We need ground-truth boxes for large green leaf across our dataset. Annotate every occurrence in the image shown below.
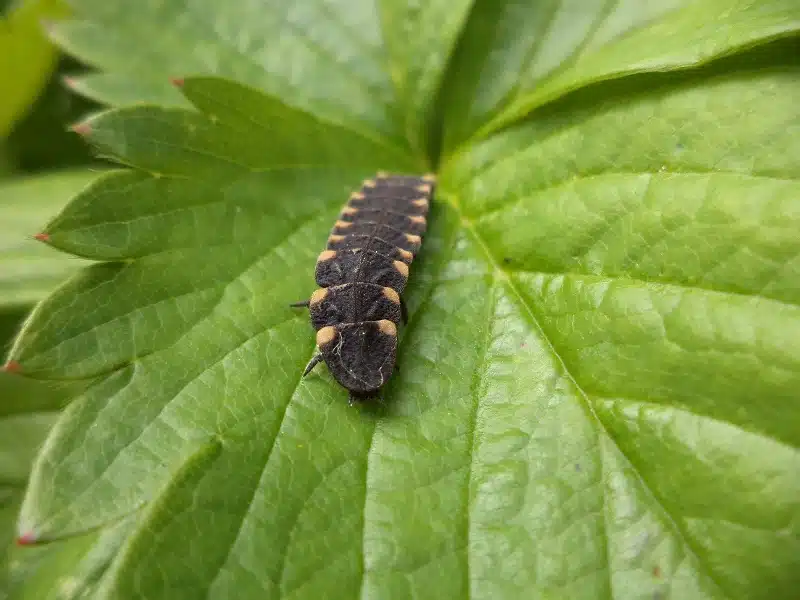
[7,2,800,599]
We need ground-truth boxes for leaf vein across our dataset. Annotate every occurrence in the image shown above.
[210,358,316,596]
[509,268,800,310]
[184,82,408,162]
[358,208,462,599]
[272,1,392,101]
[473,170,798,220]
[449,195,732,599]
[35,317,300,535]
[462,275,497,600]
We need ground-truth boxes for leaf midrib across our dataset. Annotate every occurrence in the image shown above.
[446,191,732,599]
[207,353,318,597]
[462,272,500,600]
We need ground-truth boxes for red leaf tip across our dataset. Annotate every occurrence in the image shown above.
[34,232,50,242]
[170,77,185,88]
[71,122,91,137]
[2,360,21,374]
[16,531,37,546]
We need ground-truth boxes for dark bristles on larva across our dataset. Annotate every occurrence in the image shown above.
[291,172,436,402]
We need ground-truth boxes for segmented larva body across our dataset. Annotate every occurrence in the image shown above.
[295,172,436,399]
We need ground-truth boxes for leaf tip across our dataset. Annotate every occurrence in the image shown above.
[2,360,22,374]
[653,565,662,578]
[16,531,38,546]
[34,232,50,242]
[70,121,91,137]
[170,77,185,88]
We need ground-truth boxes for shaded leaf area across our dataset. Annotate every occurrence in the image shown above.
[0,0,68,137]
[6,45,800,600]
[2,517,134,600]
[0,411,56,490]
[1,303,91,599]
[0,415,59,522]
[377,0,474,155]
[0,170,97,308]
[0,395,124,600]
[442,0,800,148]
[4,55,98,175]
[1,306,92,420]
[0,368,80,420]
[0,362,65,598]
[49,0,473,155]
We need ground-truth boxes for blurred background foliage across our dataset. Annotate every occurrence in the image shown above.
[1,1,97,590]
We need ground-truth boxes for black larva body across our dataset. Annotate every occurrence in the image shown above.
[293,172,435,399]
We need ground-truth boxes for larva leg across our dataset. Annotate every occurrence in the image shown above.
[303,354,323,376]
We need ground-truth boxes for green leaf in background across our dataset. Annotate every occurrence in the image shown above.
[48,0,474,155]
[0,413,56,520]
[0,168,97,599]
[0,169,96,307]
[377,0,473,155]
[442,0,800,149]
[6,1,800,599]
[0,412,57,596]
[0,412,58,504]
[4,55,97,175]
[0,0,68,137]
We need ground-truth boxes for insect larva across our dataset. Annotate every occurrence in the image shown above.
[291,172,436,401]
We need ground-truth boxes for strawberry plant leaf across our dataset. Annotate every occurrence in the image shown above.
[377,0,474,154]
[8,2,800,599]
[50,0,473,154]
[438,58,800,598]
[442,0,800,149]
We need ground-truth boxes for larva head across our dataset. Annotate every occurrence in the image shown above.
[315,320,398,394]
